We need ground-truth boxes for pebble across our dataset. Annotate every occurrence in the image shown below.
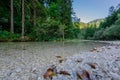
[110,72,120,80]
[29,73,38,80]
[41,44,120,80]
[15,68,22,73]
[10,72,16,77]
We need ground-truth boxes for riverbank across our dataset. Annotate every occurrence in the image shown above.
[41,41,120,80]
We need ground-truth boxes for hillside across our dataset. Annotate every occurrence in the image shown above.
[79,18,104,29]
[88,18,105,26]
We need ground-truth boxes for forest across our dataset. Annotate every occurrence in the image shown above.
[0,0,120,41]
[0,0,80,41]
[78,3,120,40]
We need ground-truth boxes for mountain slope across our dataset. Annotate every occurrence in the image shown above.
[88,18,105,26]
[79,18,105,29]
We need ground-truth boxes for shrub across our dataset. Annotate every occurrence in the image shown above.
[31,19,61,41]
[0,30,20,41]
[103,25,120,40]
[93,28,104,39]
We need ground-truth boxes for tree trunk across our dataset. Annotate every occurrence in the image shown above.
[62,28,64,41]
[33,8,36,27]
[33,0,36,27]
[10,0,14,33]
[22,0,24,39]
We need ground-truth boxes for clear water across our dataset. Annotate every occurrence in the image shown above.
[0,41,108,61]
[0,41,109,78]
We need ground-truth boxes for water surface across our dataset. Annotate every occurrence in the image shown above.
[0,41,108,78]
[0,41,108,62]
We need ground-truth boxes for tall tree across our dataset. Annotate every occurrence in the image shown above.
[109,6,115,15]
[10,0,14,33]
[33,0,37,27]
[116,3,120,10]
[59,0,73,38]
[33,7,36,27]
[22,0,24,38]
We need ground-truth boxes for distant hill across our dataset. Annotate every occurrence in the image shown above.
[79,18,105,29]
[79,22,88,29]
[88,18,105,26]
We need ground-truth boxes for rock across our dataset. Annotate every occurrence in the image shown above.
[6,70,12,76]
[29,73,38,80]
[10,72,16,77]
[15,67,22,73]
[16,78,22,80]
[110,72,120,80]
[38,77,44,80]
[112,67,119,73]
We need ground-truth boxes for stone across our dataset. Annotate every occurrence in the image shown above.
[38,77,44,80]
[29,73,38,80]
[15,68,22,73]
[10,72,16,77]
[110,72,120,80]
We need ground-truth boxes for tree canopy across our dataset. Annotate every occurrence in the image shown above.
[0,0,80,41]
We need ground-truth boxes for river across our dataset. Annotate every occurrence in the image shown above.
[0,40,108,59]
[0,41,108,79]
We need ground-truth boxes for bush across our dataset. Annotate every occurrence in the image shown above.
[93,28,104,40]
[115,18,120,25]
[0,30,20,41]
[102,25,120,40]
[94,24,120,40]
[31,19,61,41]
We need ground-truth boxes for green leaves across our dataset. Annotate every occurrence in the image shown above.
[48,2,60,20]
[93,3,120,40]
[0,0,79,41]
[0,30,20,41]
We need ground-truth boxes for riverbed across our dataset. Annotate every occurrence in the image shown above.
[41,41,120,80]
[0,41,108,80]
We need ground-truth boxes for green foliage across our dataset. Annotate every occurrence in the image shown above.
[102,25,120,40]
[1,0,120,41]
[84,27,96,39]
[48,2,60,20]
[77,22,97,39]
[31,18,61,41]
[88,19,104,27]
[94,4,120,40]
[94,28,104,39]
[0,30,20,41]
[115,18,120,25]
[0,0,79,41]
[94,25,120,40]
[79,27,96,39]
[99,12,118,29]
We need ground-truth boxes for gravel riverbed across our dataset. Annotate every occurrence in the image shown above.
[41,41,120,80]
[0,41,120,80]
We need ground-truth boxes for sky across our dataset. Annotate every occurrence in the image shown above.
[73,0,120,23]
